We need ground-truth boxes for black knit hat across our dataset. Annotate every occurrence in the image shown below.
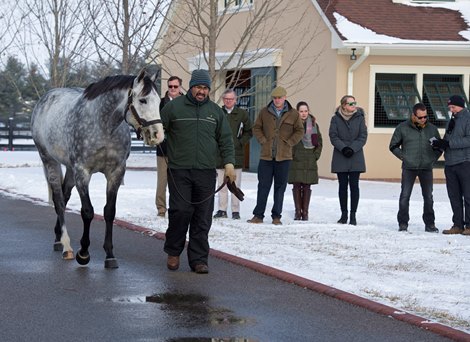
[189,69,211,89]
[447,95,465,108]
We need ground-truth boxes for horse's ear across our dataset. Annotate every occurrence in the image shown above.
[137,69,146,82]
[150,70,160,84]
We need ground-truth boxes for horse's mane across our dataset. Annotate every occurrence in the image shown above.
[83,74,157,100]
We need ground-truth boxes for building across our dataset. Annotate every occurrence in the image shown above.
[151,0,470,180]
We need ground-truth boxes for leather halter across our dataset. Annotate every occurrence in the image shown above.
[125,89,162,138]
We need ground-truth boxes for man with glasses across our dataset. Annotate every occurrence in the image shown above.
[213,89,253,220]
[389,103,441,232]
[247,86,304,225]
[431,95,470,235]
[156,76,183,217]
[160,69,235,274]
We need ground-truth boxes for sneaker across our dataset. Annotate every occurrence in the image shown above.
[443,226,464,235]
[213,210,227,218]
[462,228,470,236]
[232,212,240,220]
[425,225,439,233]
[398,223,408,232]
[272,217,282,225]
[247,216,263,224]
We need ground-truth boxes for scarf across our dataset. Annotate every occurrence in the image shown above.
[339,106,356,121]
[302,115,318,148]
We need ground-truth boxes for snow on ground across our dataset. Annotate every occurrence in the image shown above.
[0,151,469,334]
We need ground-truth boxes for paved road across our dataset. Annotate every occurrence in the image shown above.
[0,194,463,342]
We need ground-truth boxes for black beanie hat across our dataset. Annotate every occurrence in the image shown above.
[189,69,211,89]
[447,95,465,108]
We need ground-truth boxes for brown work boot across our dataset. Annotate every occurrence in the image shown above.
[247,216,263,224]
[442,226,464,235]
[193,264,209,274]
[167,255,180,270]
[272,217,282,225]
[462,228,470,236]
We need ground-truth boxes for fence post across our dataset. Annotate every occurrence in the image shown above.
[8,117,14,151]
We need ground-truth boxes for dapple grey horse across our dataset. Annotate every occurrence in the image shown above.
[31,70,163,268]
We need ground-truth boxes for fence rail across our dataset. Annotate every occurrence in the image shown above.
[0,118,156,153]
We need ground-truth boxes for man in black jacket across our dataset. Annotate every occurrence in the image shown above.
[389,103,441,232]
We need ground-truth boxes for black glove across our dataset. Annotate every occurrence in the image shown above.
[431,138,449,150]
[341,147,354,158]
[226,177,245,201]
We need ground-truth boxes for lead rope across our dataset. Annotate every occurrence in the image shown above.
[157,144,226,205]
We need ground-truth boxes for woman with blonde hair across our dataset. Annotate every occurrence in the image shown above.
[328,95,368,225]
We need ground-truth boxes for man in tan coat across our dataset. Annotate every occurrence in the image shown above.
[247,86,304,225]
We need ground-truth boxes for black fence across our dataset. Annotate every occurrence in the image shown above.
[0,117,156,153]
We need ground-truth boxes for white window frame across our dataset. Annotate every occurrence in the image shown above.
[218,0,254,14]
[369,65,470,133]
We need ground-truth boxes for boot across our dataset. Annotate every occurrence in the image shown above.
[349,212,356,225]
[293,184,302,220]
[337,211,348,224]
[301,185,311,221]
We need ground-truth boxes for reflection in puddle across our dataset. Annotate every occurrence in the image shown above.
[166,339,256,342]
[146,292,252,326]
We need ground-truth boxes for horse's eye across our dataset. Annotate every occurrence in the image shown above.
[139,99,147,104]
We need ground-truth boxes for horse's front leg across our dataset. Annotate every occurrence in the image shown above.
[102,170,124,269]
[74,174,93,266]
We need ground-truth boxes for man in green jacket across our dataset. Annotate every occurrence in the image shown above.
[213,89,253,220]
[160,69,235,274]
[389,102,442,233]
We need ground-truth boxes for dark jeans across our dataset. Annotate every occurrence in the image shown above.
[397,168,435,226]
[445,161,470,228]
[164,168,216,267]
[253,159,291,219]
[337,172,360,213]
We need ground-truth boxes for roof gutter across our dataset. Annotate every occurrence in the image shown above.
[347,46,370,95]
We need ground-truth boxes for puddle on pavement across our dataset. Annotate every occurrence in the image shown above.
[165,339,257,342]
[146,292,251,326]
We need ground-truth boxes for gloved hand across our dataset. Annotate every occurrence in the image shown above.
[341,147,354,158]
[224,163,236,183]
[226,177,245,201]
[431,138,449,150]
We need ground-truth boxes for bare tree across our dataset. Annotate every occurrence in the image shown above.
[15,0,92,88]
[83,0,169,75]
[151,0,326,98]
[0,1,24,59]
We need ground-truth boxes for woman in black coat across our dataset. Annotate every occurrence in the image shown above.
[328,95,368,225]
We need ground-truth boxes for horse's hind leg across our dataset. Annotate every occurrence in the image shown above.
[41,159,74,260]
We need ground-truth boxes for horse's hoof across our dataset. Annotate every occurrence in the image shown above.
[105,258,118,269]
[54,242,62,251]
[62,251,74,260]
[76,249,90,265]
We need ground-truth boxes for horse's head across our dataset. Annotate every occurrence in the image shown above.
[126,70,164,146]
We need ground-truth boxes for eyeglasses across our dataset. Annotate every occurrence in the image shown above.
[223,98,235,101]
[416,115,428,120]
[168,85,179,89]
[347,102,357,106]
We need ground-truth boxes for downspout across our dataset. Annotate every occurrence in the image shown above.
[347,46,370,95]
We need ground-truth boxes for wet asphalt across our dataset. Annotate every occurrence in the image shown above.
[0,194,463,342]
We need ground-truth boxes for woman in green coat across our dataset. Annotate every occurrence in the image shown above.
[288,101,323,220]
